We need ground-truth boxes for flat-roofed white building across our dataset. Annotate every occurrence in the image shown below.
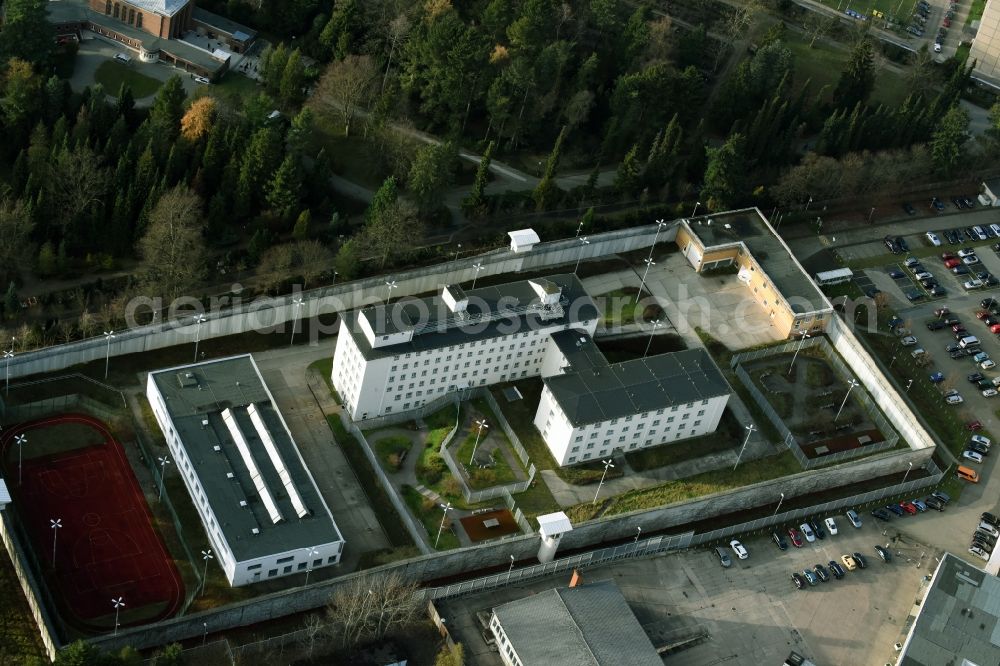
[535,332,730,466]
[146,354,345,586]
[331,274,600,421]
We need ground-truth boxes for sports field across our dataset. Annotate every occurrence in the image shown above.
[1,414,183,632]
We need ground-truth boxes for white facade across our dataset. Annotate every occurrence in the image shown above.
[535,385,729,466]
[146,356,345,587]
[490,613,525,666]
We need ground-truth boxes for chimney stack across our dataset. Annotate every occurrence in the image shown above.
[568,569,583,588]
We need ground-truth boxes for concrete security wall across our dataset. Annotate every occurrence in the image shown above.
[3,222,678,382]
[0,512,60,661]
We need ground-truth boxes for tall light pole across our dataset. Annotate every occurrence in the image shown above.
[385,280,398,305]
[192,314,206,363]
[103,330,115,380]
[471,262,484,290]
[290,297,304,347]
[692,201,702,217]
[575,219,584,237]
[733,424,756,471]
[592,459,615,505]
[50,518,61,567]
[867,207,876,224]
[507,554,515,582]
[906,379,913,392]
[835,379,860,421]
[331,270,339,288]
[469,419,489,464]
[435,502,452,548]
[15,433,26,486]
[573,236,590,275]
[304,546,320,586]
[644,320,663,358]
[635,257,656,304]
[4,347,13,396]
[453,243,462,263]
[902,461,913,484]
[787,330,810,375]
[157,456,171,502]
[634,526,642,543]
[773,492,785,516]
[112,597,125,636]
[200,549,213,596]
[805,195,813,211]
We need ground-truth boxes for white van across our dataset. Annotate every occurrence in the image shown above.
[960,336,980,348]
[113,52,132,63]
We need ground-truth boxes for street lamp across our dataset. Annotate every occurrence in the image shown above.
[50,518,61,567]
[592,459,615,505]
[805,195,813,211]
[906,379,913,392]
[385,280,398,305]
[103,330,115,380]
[573,237,590,275]
[902,461,914,484]
[453,243,462,263]
[15,433,26,486]
[468,419,489,465]
[290,297,305,347]
[193,314,206,363]
[733,424,756,471]
[200,549,213,596]
[435,502,452,548]
[331,270,339,288]
[575,219,585,237]
[4,347,13,396]
[835,379,860,421]
[867,207,876,224]
[112,597,125,636]
[644,320,663,358]
[304,546,320,586]
[773,492,785,516]
[634,526,642,543]
[635,257,656,304]
[471,262,484,290]
[507,554,515,583]
[157,456,171,501]
[692,201,702,217]
[787,330,810,375]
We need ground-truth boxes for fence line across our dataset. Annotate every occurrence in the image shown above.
[481,389,531,468]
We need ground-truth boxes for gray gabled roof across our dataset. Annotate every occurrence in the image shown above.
[492,580,660,666]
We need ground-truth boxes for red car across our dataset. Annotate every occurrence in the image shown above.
[968,420,984,431]
[945,258,962,269]
[991,323,1000,334]
[977,310,991,320]
[788,527,804,547]
[900,501,918,515]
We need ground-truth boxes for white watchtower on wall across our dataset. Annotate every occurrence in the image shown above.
[537,511,573,564]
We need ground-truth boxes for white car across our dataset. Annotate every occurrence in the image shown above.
[824,517,838,535]
[914,271,933,281]
[963,255,980,265]
[901,336,918,346]
[959,248,978,258]
[963,450,984,464]
[934,43,943,53]
[971,434,992,448]
[946,395,964,405]
[978,522,1000,537]
[944,388,961,397]
[982,360,996,370]
[983,388,998,398]
[964,279,984,290]
[969,546,990,561]
[911,348,926,358]
[730,539,749,560]
[846,509,862,528]
[991,224,1000,237]
[926,231,942,246]
[800,523,816,542]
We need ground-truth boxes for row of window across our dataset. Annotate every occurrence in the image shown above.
[566,426,708,463]
[105,1,144,29]
[570,420,703,452]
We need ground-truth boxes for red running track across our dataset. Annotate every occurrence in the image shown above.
[1,413,183,631]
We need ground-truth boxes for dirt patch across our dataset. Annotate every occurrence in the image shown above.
[458,509,520,543]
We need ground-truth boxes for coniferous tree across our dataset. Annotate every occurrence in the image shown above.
[832,38,875,111]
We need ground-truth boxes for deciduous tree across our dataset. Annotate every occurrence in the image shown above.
[180,97,217,142]
[137,186,207,301]
[312,54,377,136]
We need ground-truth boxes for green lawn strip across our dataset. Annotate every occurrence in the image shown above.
[307,357,334,391]
[625,408,744,471]
[203,71,260,102]
[565,450,802,523]
[93,60,163,98]
[313,115,396,190]
[324,415,415,549]
[454,431,518,488]
[372,435,413,472]
[967,0,986,26]
[597,287,644,326]
[400,484,460,550]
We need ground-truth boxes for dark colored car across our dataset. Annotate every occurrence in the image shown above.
[964,196,976,208]
[946,230,961,244]
[932,490,952,504]
[814,564,831,582]
[969,372,985,383]
[931,197,945,211]
[871,508,892,521]
[924,496,944,511]
[953,196,965,209]
[943,316,961,325]
[903,202,916,215]
[874,545,892,562]
[982,512,999,526]
[772,531,788,551]
[886,504,906,517]
[853,552,868,569]
[810,519,826,540]
[791,572,805,589]
[927,320,947,330]
[896,237,909,252]
[968,441,989,456]
[828,560,845,579]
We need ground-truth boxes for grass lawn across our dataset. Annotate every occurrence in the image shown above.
[203,71,260,104]
[313,114,397,190]
[625,408,744,471]
[400,485,460,550]
[93,60,163,98]
[565,450,803,522]
[373,435,413,472]
[967,0,987,26]
[599,287,644,327]
[454,431,518,488]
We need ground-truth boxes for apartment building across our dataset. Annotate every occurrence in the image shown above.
[534,332,730,466]
[331,275,600,421]
[146,355,345,586]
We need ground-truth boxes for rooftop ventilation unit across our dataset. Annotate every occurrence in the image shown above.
[227,472,234,479]
[239,499,247,507]
[213,445,221,452]
[251,528,260,535]
[177,372,198,388]
[202,419,209,429]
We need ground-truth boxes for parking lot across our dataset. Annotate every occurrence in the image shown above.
[441,513,935,666]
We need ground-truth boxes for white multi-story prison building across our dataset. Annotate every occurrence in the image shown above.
[146,355,345,586]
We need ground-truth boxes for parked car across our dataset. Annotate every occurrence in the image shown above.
[813,564,830,582]
[932,490,952,504]
[967,420,984,431]
[730,539,748,559]
[935,306,951,317]
[931,197,945,211]
[871,508,892,521]
[983,388,998,398]
[924,496,944,511]
[982,360,996,370]
[852,552,868,569]
[969,372,985,383]
[791,572,806,589]
[886,504,906,517]
[969,546,990,561]
[968,441,989,455]
[925,230,940,245]
[810,519,826,540]
[828,560,845,579]
[945,258,962,269]
[800,523,816,542]
[901,335,919,346]
[927,320,947,330]
[947,395,964,405]
[874,545,892,562]
[841,554,858,571]
[930,372,945,383]
[846,510,862,528]
[963,450,984,464]
[888,267,905,279]
[899,501,918,515]
[978,522,1000,538]
[715,546,732,567]
[802,569,818,586]
[911,498,927,512]
[788,527,804,548]
[905,202,917,216]
[771,531,788,551]
[824,517,838,535]
[971,435,992,447]
[982,512,999,526]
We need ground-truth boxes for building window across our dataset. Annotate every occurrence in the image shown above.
[247,563,262,570]
[268,569,278,577]
[113,2,120,18]
[136,11,142,28]
[128,8,135,23]
[283,565,293,574]
[327,556,337,564]
[105,0,111,13]
[276,555,294,564]
[313,558,322,567]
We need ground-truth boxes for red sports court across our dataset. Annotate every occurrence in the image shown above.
[1,413,183,631]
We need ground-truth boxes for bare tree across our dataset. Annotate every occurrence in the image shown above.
[79,308,98,338]
[137,186,207,302]
[295,240,334,288]
[299,613,326,658]
[715,1,761,70]
[311,55,378,137]
[381,14,412,93]
[47,145,107,231]
[806,14,839,48]
[325,572,422,648]
[363,200,422,269]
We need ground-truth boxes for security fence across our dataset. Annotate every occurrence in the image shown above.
[690,459,944,548]
[731,336,901,469]
[0,509,61,660]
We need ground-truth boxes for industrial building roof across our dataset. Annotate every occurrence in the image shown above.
[897,552,1000,666]
[492,580,661,666]
[544,347,730,426]
[345,274,599,360]
[192,7,257,40]
[148,355,342,562]
[683,210,829,314]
